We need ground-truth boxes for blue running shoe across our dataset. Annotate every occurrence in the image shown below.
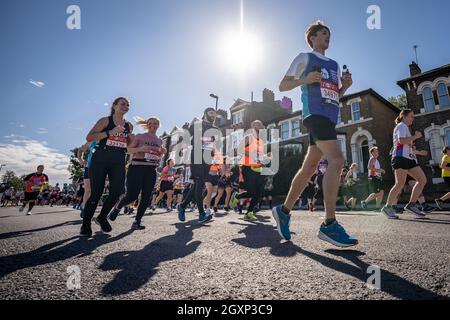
[199,212,212,224]
[272,205,291,241]
[177,204,186,222]
[318,221,358,248]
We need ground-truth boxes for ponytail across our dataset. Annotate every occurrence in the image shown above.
[395,109,413,124]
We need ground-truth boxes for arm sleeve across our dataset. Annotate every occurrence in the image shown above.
[285,53,308,80]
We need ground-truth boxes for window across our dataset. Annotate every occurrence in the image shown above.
[422,87,435,112]
[232,110,244,125]
[437,83,450,108]
[280,122,290,140]
[291,119,301,137]
[429,130,443,164]
[446,129,450,146]
[337,136,347,164]
[267,125,276,143]
[337,108,342,124]
[351,102,361,121]
[231,130,244,149]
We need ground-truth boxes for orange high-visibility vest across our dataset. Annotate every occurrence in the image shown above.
[241,136,264,167]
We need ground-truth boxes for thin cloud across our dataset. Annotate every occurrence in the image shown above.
[0,136,71,185]
[37,128,48,134]
[29,79,45,88]
[19,124,25,128]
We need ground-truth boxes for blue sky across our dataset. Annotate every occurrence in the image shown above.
[1,0,449,184]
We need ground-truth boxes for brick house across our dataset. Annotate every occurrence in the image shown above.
[397,62,450,194]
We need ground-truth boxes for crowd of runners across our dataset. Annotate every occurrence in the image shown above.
[1,21,449,248]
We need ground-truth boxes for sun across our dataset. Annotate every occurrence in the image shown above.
[219,30,263,74]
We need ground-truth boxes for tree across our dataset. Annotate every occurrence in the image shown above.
[1,170,25,190]
[388,94,407,109]
[68,148,83,181]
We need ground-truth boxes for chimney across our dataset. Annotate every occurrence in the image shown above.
[409,61,422,77]
[262,88,275,103]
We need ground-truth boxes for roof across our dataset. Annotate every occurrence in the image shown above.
[341,88,400,113]
[397,64,450,89]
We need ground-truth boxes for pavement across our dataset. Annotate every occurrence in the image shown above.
[0,205,449,300]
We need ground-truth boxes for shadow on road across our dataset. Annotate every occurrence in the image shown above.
[398,218,450,226]
[0,220,81,241]
[0,229,134,279]
[229,220,446,300]
[99,220,203,296]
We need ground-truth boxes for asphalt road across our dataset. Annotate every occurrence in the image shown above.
[0,205,449,300]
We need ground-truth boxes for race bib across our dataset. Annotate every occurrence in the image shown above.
[106,136,128,148]
[320,81,339,106]
[144,149,161,163]
[202,137,214,151]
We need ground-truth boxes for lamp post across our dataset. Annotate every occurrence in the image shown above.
[210,94,219,111]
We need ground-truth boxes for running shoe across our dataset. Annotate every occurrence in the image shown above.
[361,201,368,210]
[381,205,399,219]
[420,203,436,214]
[435,199,444,210]
[244,211,257,222]
[213,207,218,214]
[272,205,291,241]
[26,211,32,216]
[108,208,120,221]
[79,224,92,237]
[344,201,351,210]
[230,193,239,209]
[177,204,186,222]
[224,206,230,213]
[199,212,212,224]
[318,221,358,248]
[132,221,146,230]
[404,203,426,217]
[151,205,157,212]
[393,205,404,214]
[94,217,112,233]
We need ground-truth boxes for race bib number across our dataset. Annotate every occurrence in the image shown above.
[144,149,161,163]
[321,81,339,106]
[202,137,214,151]
[106,136,128,148]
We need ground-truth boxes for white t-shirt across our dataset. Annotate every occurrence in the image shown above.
[285,52,342,88]
[392,122,414,160]
[368,157,381,178]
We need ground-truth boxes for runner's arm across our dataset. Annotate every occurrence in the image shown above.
[86,117,109,142]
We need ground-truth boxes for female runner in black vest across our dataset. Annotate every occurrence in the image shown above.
[80,97,133,237]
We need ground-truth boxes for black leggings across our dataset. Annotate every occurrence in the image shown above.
[116,165,157,222]
[237,166,264,213]
[82,149,126,224]
[181,165,208,215]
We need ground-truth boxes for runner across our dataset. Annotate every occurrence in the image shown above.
[435,146,450,210]
[77,141,98,217]
[152,159,176,212]
[173,168,185,208]
[177,107,218,223]
[1,187,15,207]
[49,183,60,207]
[20,165,49,215]
[108,117,165,229]
[272,21,358,247]
[260,176,274,210]
[361,147,385,211]
[205,149,222,214]
[80,97,133,237]
[343,163,359,210]
[231,120,269,222]
[214,157,233,213]
[381,109,427,219]
[311,159,328,211]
